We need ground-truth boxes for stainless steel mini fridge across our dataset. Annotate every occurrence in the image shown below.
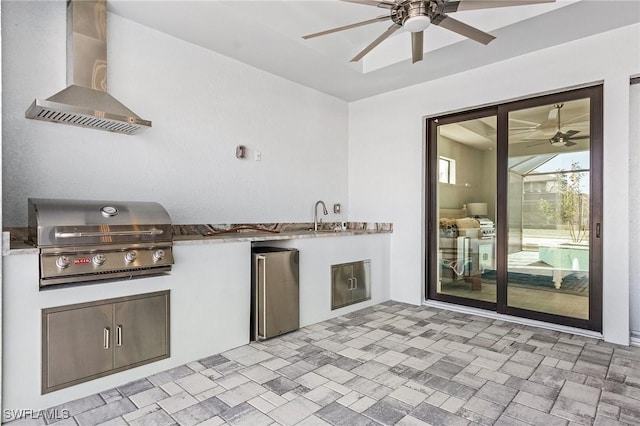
[251,247,300,341]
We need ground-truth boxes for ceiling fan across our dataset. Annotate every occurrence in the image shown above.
[526,104,589,148]
[302,0,556,63]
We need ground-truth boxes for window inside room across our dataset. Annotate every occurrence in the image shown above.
[439,156,456,184]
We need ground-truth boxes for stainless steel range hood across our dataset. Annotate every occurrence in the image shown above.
[25,0,151,135]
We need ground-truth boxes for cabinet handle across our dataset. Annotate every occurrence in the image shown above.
[352,277,358,290]
[103,327,110,349]
[116,325,123,347]
[347,277,353,290]
[257,255,267,340]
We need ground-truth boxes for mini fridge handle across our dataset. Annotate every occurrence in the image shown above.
[257,255,268,340]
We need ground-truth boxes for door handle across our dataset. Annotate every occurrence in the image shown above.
[103,327,110,349]
[257,255,267,340]
[116,325,123,347]
[596,223,601,238]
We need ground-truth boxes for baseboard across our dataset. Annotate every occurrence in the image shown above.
[631,331,640,347]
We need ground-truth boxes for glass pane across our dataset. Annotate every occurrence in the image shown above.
[436,116,496,303]
[439,158,451,183]
[507,99,590,319]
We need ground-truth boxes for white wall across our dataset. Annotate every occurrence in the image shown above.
[438,135,495,215]
[1,1,349,227]
[348,24,640,345]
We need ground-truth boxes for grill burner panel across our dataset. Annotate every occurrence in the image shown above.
[40,243,174,287]
[29,198,174,288]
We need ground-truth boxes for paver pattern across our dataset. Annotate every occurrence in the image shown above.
[13,302,640,425]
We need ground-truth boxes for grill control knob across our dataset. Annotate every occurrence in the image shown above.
[153,249,166,261]
[56,256,71,269]
[93,254,107,265]
[124,250,137,263]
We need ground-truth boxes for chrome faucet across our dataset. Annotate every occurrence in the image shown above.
[314,200,328,231]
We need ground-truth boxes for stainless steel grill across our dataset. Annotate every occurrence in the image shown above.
[28,198,174,287]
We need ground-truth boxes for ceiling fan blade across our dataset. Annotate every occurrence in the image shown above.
[510,126,538,131]
[526,141,549,148]
[567,135,590,140]
[341,0,397,9]
[563,129,580,138]
[510,129,540,138]
[302,15,391,39]
[563,112,590,125]
[351,23,402,62]
[564,141,577,147]
[510,117,540,126]
[536,107,559,132]
[411,31,424,63]
[550,130,563,140]
[432,15,495,45]
[444,0,555,13]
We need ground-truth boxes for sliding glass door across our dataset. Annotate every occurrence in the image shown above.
[431,109,497,309]
[427,86,602,331]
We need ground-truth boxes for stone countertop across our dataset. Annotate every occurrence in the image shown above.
[3,228,37,255]
[3,222,392,254]
[173,222,392,244]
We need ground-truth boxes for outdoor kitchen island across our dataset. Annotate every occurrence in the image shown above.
[1,222,391,418]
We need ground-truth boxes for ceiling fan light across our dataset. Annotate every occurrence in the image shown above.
[404,15,430,33]
[550,138,565,147]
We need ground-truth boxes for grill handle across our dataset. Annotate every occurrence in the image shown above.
[55,229,164,238]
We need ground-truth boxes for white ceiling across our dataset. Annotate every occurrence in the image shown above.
[108,0,640,101]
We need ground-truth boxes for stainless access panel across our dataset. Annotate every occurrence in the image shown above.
[332,260,371,310]
[114,293,169,369]
[350,260,370,304]
[42,291,170,394]
[252,248,299,341]
[44,304,113,390]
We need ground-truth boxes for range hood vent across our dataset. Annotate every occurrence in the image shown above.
[25,0,151,135]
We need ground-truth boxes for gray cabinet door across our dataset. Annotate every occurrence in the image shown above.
[332,260,371,310]
[43,291,170,393]
[114,293,169,369]
[44,304,113,391]
[331,263,353,310]
[351,260,371,305]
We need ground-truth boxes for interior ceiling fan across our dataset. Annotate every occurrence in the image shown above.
[526,104,589,148]
[302,0,556,63]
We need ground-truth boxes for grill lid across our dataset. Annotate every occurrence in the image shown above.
[28,198,173,247]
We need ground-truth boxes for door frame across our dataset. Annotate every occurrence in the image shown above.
[426,105,498,313]
[425,85,603,331]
